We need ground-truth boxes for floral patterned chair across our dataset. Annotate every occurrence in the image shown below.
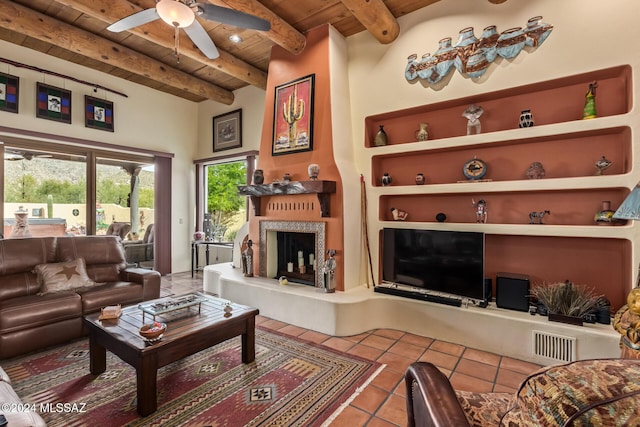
[405,359,640,427]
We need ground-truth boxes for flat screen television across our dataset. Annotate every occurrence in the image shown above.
[382,228,486,301]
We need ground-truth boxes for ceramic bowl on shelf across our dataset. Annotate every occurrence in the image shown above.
[139,322,166,340]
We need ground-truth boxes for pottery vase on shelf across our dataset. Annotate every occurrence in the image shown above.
[381,173,392,186]
[594,201,618,225]
[308,163,320,180]
[374,125,388,146]
[253,169,264,184]
[519,110,535,128]
[415,123,429,141]
[415,173,426,185]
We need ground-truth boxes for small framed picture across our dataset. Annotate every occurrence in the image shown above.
[212,109,242,152]
[85,95,114,132]
[0,72,19,114]
[36,82,71,123]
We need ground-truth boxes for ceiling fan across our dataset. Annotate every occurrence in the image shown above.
[107,0,271,60]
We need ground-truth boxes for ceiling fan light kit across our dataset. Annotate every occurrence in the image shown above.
[156,0,195,28]
[106,0,271,61]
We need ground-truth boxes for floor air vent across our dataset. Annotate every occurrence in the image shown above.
[532,330,576,362]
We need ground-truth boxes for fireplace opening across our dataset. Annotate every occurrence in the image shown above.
[276,231,316,285]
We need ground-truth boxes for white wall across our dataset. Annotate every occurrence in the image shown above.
[345,0,640,287]
[0,39,198,273]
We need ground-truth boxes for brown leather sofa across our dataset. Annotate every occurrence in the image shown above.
[0,235,161,359]
[0,366,46,426]
[405,360,640,426]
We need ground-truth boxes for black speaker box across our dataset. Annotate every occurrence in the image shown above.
[496,272,530,312]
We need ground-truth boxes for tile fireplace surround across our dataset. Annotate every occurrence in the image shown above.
[204,263,620,366]
[259,220,325,288]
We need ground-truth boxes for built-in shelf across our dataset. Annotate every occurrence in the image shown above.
[238,180,337,217]
[366,65,634,310]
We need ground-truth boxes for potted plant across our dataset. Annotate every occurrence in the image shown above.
[530,280,602,326]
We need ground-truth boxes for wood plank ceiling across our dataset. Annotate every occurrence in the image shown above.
[0,0,442,103]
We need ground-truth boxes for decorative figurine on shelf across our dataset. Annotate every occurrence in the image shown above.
[525,161,546,179]
[381,173,393,186]
[529,210,551,224]
[595,156,612,175]
[415,123,429,141]
[391,207,409,221]
[253,169,264,184]
[282,173,292,183]
[472,198,487,223]
[308,163,320,180]
[241,239,254,277]
[321,249,337,293]
[436,212,447,222]
[374,125,388,146]
[463,104,484,135]
[583,81,598,120]
[415,173,426,185]
[518,109,535,128]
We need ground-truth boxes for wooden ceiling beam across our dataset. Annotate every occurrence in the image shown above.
[339,0,400,44]
[0,0,234,103]
[205,0,306,55]
[55,0,267,89]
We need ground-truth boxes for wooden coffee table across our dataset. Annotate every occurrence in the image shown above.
[83,293,259,416]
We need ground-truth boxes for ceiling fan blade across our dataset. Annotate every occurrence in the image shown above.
[107,8,160,32]
[196,3,271,31]
[184,20,220,59]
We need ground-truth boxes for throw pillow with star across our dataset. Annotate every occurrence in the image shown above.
[35,258,96,295]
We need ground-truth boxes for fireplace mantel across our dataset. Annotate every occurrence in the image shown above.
[238,180,336,217]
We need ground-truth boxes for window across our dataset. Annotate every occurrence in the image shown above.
[4,148,86,237]
[202,159,248,242]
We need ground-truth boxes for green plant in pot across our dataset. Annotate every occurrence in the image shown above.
[531,280,602,326]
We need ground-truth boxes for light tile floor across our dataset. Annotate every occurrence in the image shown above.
[162,272,542,426]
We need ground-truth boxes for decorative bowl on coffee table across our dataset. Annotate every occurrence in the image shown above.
[139,322,166,341]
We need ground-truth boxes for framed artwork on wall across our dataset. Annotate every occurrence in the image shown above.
[0,72,19,114]
[272,74,315,156]
[85,95,114,132]
[213,109,242,152]
[36,82,71,123]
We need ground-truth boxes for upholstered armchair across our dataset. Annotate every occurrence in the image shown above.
[123,224,154,268]
[405,359,640,426]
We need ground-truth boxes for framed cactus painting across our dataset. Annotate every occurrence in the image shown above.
[272,74,314,156]
[213,108,242,152]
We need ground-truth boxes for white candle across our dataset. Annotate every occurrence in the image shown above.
[298,250,303,259]
[287,262,293,272]
[309,254,315,265]
[298,257,304,267]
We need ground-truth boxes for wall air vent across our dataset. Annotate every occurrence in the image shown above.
[532,330,576,363]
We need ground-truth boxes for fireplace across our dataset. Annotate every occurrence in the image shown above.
[259,220,326,288]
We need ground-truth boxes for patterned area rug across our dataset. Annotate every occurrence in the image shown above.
[3,327,382,426]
